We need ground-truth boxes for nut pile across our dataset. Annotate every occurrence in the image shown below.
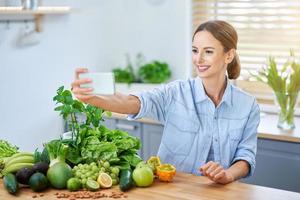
[53,191,128,199]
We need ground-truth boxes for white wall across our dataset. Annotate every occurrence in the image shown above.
[0,0,191,151]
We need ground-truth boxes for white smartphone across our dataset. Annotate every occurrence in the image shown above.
[79,72,115,95]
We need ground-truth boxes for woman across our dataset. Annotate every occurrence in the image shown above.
[71,20,260,184]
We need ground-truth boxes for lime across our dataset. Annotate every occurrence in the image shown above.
[97,172,112,189]
[86,179,100,191]
[67,178,82,191]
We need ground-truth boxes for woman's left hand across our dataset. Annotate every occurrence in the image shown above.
[199,161,234,184]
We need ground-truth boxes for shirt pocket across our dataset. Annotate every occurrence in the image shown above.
[227,121,245,155]
[162,116,199,156]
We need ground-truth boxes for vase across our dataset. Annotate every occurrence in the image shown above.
[274,92,299,130]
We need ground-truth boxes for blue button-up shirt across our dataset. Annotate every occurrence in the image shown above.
[128,77,260,177]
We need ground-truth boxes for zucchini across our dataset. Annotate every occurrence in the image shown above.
[3,173,19,194]
[119,169,134,192]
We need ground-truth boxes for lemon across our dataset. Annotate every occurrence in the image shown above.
[97,172,112,189]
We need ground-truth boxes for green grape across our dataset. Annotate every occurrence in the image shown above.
[81,178,87,184]
[103,161,110,169]
[86,172,92,177]
[112,179,118,185]
[92,166,99,172]
[110,173,117,179]
[92,175,97,180]
[75,171,81,177]
[111,167,120,175]
[100,167,106,172]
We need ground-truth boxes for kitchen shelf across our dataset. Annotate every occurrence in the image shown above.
[0,6,71,32]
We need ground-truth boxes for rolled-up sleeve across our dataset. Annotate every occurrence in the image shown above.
[127,82,177,124]
[231,100,260,178]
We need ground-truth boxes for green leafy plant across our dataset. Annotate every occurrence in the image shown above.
[112,53,145,84]
[53,86,111,164]
[113,53,172,84]
[138,61,171,83]
[252,50,300,127]
[53,87,141,168]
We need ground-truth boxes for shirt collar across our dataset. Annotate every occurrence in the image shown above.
[194,76,233,107]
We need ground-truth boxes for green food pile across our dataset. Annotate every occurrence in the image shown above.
[52,86,142,169]
[0,140,19,159]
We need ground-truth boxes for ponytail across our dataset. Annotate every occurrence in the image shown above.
[227,54,241,80]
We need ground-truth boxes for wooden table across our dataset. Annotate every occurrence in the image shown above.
[1,173,299,200]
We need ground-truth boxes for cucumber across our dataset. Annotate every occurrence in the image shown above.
[3,173,19,194]
[119,169,134,192]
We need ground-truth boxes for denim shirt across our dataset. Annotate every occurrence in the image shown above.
[128,77,260,177]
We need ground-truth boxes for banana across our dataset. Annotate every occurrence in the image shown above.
[4,152,34,166]
[5,156,34,168]
[2,163,34,175]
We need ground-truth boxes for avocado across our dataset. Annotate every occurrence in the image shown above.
[16,167,34,185]
[32,162,49,175]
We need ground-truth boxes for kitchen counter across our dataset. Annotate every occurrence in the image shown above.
[1,172,299,200]
[108,113,300,143]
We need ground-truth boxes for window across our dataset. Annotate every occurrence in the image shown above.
[192,0,300,113]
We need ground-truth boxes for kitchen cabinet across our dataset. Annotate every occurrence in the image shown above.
[103,118,164,160]
[142,124,164,160]
[241,139,300,192]
[111,119,143,158]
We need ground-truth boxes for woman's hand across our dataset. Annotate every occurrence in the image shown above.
[199,161,234,184]
[71,68,95,104]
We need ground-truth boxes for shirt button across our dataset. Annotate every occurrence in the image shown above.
[214,138,218,142]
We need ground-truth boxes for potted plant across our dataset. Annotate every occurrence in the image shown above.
[252,51,300,130]
[112,53,172,84]
[138,61,171,84]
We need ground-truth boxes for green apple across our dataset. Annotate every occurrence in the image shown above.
[132,165,154,187]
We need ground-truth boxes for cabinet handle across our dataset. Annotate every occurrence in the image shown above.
[116,124,137,131]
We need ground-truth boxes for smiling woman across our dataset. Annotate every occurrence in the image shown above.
[71,20,260,185]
